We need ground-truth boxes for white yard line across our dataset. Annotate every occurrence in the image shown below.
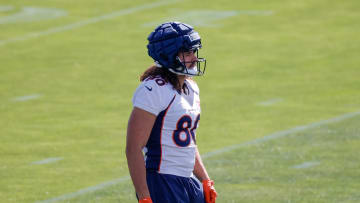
[237,10,274,15]
[202,111,360,159]
[257,98,283,106]
[0,7,68,24]
[292,161,320,169]
[12,94,42,102]
[36,110,360,202]
[143,10,274,28]
[0,0,181,46]
[31,157,63,165]
[0,5,14,12]
[143,10,239,28]
[36,176,131,203]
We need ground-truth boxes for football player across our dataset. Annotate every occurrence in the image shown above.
[126,22,217,203]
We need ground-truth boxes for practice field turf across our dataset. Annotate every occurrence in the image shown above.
[54,113,360,203]
[1,0,359,202]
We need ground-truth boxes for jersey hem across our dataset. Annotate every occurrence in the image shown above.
[155,170,194,178]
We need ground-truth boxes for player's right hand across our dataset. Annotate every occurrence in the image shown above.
[139,197,153,203]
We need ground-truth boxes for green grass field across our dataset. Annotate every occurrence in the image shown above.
[1,0,359,202]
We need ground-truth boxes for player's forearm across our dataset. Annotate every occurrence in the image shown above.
[193,147,210,181]
[126,147,150,199]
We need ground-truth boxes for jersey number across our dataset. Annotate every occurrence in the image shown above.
[172,114,200,147]
[145,77,166,86]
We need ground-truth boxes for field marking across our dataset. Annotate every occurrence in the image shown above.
[0,5,14,12]
[0,0,181,46]
[202,110,360,159]
[0,7,67,24]
[237,10,274,15]
[36,176,131,203]
[31,157,63,165]
[292,161,320,169]
[257,98,283,106]
[143,10,238,27]
[36,110,360,203]
[143,10,273,28]
[12,94,42,102]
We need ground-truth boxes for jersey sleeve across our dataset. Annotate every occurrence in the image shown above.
[132,80,167,116]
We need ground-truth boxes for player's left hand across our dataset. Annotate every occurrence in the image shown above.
[202,179,217,203]
[139,197,153,203]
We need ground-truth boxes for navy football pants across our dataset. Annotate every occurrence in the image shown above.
[146,170,205,203]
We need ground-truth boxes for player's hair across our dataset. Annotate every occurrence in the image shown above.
[140,65,184,93]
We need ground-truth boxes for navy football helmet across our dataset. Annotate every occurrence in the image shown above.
[147,22,206,76]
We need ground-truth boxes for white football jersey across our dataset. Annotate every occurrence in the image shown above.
[132,76,201,177]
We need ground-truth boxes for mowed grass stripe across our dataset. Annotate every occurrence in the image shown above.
[36,110,360,203]
[0,0,182,46]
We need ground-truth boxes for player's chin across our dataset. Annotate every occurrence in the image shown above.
[187,63,196,69]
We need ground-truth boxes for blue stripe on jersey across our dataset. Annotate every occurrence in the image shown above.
[146,95,176,171]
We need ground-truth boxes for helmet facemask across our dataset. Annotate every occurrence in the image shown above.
[172,48,206,76]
